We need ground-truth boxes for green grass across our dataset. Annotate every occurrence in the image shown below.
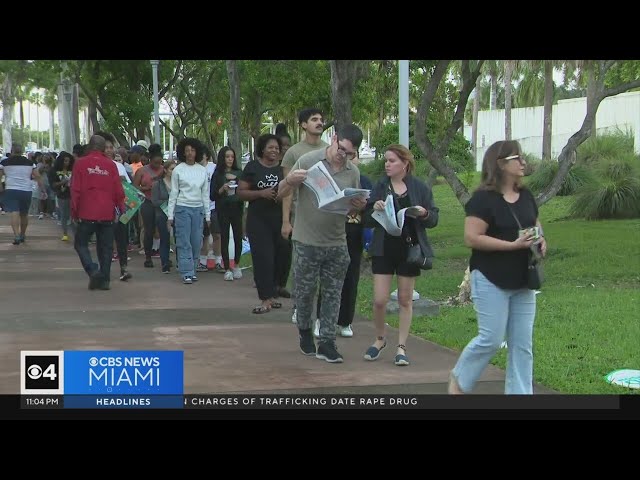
[355,181,640,394]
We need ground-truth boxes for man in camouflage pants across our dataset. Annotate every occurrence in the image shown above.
[277,124,366,363]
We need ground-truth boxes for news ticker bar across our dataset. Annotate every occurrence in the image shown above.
[20,394,621,410]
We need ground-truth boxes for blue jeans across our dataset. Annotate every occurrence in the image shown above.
[174,205,203,277]
[452,269,536,394]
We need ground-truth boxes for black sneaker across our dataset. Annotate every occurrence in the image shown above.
[316,341,344,363]
[88,271,103,290]
[119,271,133,281]
[144,259,154,268]
[162,265,170,274]
[298,329,316,356]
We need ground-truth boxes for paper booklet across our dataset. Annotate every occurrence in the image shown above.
[303,161,370,215]
[371,194,421,236]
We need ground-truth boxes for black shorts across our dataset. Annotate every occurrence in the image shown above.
[204,211,221,236]
[371,238,420,277]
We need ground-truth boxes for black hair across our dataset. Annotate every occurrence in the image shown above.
[202,144,212,162]
[53,151,75,171]
[216,146,239,172]
[255,134,281,159]
[275,123,288,137]
[148,143,163,159]
[72,144,85,156]
[336,123,364,150]
[176,137,203,163]
[298,108,323,125]
[93,130,116,145]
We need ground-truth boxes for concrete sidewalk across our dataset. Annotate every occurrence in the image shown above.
[0,214,552,395]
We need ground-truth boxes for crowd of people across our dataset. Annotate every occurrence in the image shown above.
[0,107,547,394]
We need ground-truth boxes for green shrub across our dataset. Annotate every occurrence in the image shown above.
[577,129,635,166]
[526,160,596,196]
[571,156,640,219]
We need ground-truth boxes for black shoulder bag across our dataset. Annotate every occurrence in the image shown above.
[506,203,544,290]
[388,182,432,270]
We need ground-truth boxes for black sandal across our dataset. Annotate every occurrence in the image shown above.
[252,305,271,314]
[270,301,283,309]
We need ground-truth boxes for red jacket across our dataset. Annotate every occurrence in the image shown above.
[71,151,125,221]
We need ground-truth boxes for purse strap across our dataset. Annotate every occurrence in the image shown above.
[505,202,523,229]
[506,201,539,266]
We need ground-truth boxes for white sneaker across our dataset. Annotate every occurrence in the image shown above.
[232,266,243,279]
[338,325,353,337]
[223,270,234,281]
[291,309,297,324]
[390,289,420,301]
[313,319,320,338]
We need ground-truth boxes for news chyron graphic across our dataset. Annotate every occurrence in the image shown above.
[21,350,184,409]
[21,351,64,395]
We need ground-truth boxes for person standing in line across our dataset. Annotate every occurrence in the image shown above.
[167,138,210,285]
[211,146,244,281]
[71,135,125,290]
[278,124,367,363]
[314,149,373,338]
[133,144,164,268]
[238,134,286,314]
[151,160,176,274]
[280,108,328,318]
[449,140,547,395]
[362,144,439,366]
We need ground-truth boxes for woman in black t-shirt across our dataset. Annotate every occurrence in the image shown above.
[238,134,286,314]
[449,140,548,395]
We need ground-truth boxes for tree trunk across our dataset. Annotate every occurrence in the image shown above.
[586,67,598,138]
[490,71,498,110]
[535,62,640,205]
[472,75,480,168]
[542,60,554,160]
[330,60,357,128]
[2,74,14,154]
[19,97,24,129]
[504,60,513,140]
[48,106,55,150]
[72,83,80,146]
[414,60,483,206]
[226,60,242,157]
[88,101,99,134]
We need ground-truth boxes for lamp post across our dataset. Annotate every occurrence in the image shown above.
[58,79,74,152]
[398,60,409,148]
[150,60,160,144]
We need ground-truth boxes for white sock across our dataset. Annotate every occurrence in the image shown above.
[199,255,207,265]
[216,255,223,265]
[152,238,160,250]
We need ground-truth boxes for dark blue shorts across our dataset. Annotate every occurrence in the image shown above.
[3,189,33,214]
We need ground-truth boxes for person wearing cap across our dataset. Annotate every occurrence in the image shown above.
[136,140,149,151]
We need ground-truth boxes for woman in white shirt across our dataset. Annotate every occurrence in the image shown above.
[167,138,210,284]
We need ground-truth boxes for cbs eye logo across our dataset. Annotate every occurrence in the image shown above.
[21,352,64,394]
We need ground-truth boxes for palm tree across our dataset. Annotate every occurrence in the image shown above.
[43,90,57,150]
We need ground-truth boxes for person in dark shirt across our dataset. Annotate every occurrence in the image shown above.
[238,134,285,314]
[449,140,547,395]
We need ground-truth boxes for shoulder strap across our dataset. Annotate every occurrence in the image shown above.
[506,203,523,229]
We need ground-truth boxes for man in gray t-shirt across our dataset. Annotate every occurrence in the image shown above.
[277,124,367,364]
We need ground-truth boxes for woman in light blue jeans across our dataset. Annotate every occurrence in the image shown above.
[167,138,210,284]
[449,140,547,395]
